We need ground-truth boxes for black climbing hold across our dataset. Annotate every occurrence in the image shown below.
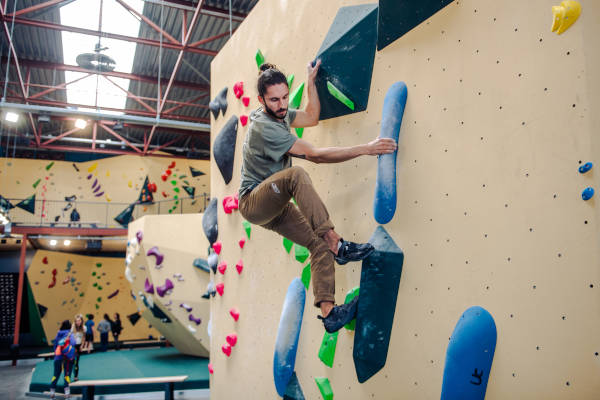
[127,312,141,326]
[183,186,195,198]
[202,198,218,245]
[72,163,80,172]
[114,203,135,227]
[354,225,404,383]
[193,258,210,273]
[377,0,454,51]
[213,115,238,184]
[283,372,305,400]
[0,195,14,211]
[313,4,378,121]
[189,166,205,177]
[210,87,228,119]
[64,195,77,202]
[141,295,171,322]
[16,194,36,214]
[37,303,48,319]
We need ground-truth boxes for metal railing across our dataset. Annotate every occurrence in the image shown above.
[3,193,210,229]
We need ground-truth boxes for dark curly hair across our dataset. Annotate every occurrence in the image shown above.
[257,63,288,97]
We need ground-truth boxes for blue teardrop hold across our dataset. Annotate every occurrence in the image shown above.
[579,162,593,174]
[582,187,594,201]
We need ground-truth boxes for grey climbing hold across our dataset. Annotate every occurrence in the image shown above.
[202,198,218,245]
[210,87,228,119]
[213,116,238,184]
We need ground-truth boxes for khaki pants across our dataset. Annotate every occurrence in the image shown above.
[239,166,335,307]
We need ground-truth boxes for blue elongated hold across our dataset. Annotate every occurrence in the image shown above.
[373,82,407,224]
[441,306,497,400]
[273,278,306,397]
[192,258,210,273]
[582,187,594,201]
[579,162,593,174]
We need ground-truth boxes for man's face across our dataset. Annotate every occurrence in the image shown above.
[259,83,289,119]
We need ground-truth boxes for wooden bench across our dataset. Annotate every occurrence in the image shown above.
[69,375,188,400]
[37,352,54,360]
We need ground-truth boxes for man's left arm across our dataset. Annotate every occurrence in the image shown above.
[291,60,321,128]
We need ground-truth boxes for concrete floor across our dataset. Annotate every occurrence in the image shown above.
[0,359,210,400]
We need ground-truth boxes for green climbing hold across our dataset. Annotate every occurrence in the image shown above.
[168,209,173,213]
[97,297,102,302]
[301,264,311,290]
[171,180,177,185]
[93,282,98,287]
[315,377,333,400]
[96,263,102,268]
[95,304,100,309]
[98,285,102,290]
[173,174,177,177]
[327,81,355,110]
[174,195,179,200]
[174,187,180,193]
[97,275,101,279]
[175,200,179,205]
[79,292,84,297]
[183,180,190,186]
[32,179,41,189]
[318,331,339,368]
[290,82,304,109]
[92,271,96,276]
[287,74,294,88]
[344,286,360,331]
[255,49,265,68]
[295,127,304,138]
[45,162,54,171]
[243,220,252,239]
[179,175,187,179]
[294,244,309,264]
[283,237,294,253]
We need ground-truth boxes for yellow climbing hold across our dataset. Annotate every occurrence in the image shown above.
[87,162,98,173]
[106,171,110,177]
[105,194,111,202]
[551,1,581,35]
[128,181,132,188]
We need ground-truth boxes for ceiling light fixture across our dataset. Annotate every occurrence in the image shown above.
[75,119,87,129]
[64,239,71,246]
[49,239,57,246]
[5,111,19,123]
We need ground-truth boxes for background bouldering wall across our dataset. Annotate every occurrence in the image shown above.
[0,155,210,227]
[208,0,600,399]
[27,249,159,342]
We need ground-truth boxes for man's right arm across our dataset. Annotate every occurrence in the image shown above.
[288,137,396,164]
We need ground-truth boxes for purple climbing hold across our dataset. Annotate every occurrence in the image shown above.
[156,278,174,297]
[107,289,119,299]
[189,314,202,325]
[92,178,98,189]
[144,278,154,294]
[93,185,101,193]
[95,191,104,197]
[147,246,164,266]
[136,230,143,243]
[180,303,192,312]
[87,174,92,179]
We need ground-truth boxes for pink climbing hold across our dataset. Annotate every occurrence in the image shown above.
[136,230,143,243]
[216,283,225,296]
[240,115,248,127]
[222,195,239,214]
[212,241,222,255]
[189,314,202,325]
[233,81,244,98]
[238,239,245,249]
[222,343,232,357]
[226,333,238,347]
[180,303,192,312]
[218,262,227,275]
[236,260,243,274]
[242,96,250,107]
[229,307,240,321]
[208,363,214,374]
[146,246,164,266]
[156,278,174,297]
[62,276,70,285]
[144,278,154,294]
[43,257,48,264]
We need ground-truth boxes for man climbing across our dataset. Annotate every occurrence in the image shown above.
[238,61,397,333]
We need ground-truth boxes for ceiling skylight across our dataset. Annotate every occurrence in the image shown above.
[60,0,144,114]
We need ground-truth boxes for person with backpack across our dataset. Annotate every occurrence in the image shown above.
[49,320,76,399]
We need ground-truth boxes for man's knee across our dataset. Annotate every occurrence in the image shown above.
[289,165,311,184]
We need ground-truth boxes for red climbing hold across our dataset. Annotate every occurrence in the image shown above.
[216,283,225,296]
[236,260,243,274]
[222,195,239,214]
[229,307,240,321]
[168,161,176,169]
[43,257,48,264]
[218,262,227,275]
[222,343,232,357]
[212,241,222,254]
[208,363,214,374]
[226,333,238,347]
[242,96,250,107]
[240,115,248,127]
[52,268,57,275]
[48,278,56,288]
[161,173,168,182]
[233,81,244,98]
[148,182,157,193]
[239,239,245,249]
[166,169,172,176]
[162,191,168,198]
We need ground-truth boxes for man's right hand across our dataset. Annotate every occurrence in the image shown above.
[365,137,397,155]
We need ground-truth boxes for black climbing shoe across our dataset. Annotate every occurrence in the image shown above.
[317,297,359,333]
[334,240,375,265]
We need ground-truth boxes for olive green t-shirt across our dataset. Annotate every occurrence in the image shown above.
[239,107,298,196]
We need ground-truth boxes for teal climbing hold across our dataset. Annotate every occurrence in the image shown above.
[243,220,252,239]
[318,331,339,368]
[183,186,195,198]
[283,237,294,253]
[301,264,311,290]
[314,377,333,400]
[344,286,359,331]
[294,244,309,263]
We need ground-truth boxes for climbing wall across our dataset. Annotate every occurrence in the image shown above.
[208,0,600,399]
[26,250,158,341]
[0,155,210,227]
[125,214,211,357]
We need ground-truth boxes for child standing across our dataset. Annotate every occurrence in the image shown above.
[70,314,86,381]
[84,314,94,353]
[49,320,76,399]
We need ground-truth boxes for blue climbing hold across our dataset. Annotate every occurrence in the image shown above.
[441,306,497,400]
[582,187,594,201]
[579,162,593,174]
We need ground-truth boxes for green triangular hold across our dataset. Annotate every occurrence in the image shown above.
[189,166,205,177]
[16,194,36,214]
[301,264,311,290]
[295,128,304,138]
[45,161,54,170]
[256,49,265,68]
[290,82,305,109]
[315,377,333,400]
[183,186,195,198]
[287,74,295,88]
[344,286,360,330]
[32,179,41,189]
[294,244,309,264]
[243,220,252,239]
[283,237,294,253]
[318,331,339,367]
[327,80,355,110]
